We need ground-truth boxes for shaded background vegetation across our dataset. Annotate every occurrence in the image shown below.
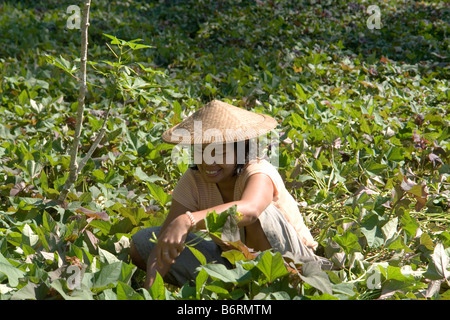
[0,0,448,300]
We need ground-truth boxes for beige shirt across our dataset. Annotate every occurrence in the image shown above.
[171,159,318,250]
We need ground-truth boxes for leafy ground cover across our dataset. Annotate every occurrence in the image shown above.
[0,0,448,300]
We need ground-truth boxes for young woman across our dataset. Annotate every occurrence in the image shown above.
[130,100,328,288]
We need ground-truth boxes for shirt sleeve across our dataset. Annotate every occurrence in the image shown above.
[171,168,199,211]
[240,160,281,199]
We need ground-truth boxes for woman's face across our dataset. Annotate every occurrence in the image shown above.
[195,143,237,183]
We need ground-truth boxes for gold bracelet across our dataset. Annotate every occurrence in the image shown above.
[185,211,196,231]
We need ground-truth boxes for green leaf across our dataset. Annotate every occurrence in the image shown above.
[146,182,170,206]
[365,161,388,175]
[99,248,119,265]
[386,146,404,162]
[204,206,241,240]
[295,83,308,101]
[10,282,48,300]
[205,209,231,238]
[50,279,94,300]
[46,54,77,75]
[382,217,398,244]
[116,281,143,300]
[22,223,39,247]
[298,261,333,295]
[93,261,123,289]
[187,245,207,266]
[195,269,209,299]
[201,264,238,283]
[134,167,166,184]
[201,263,251,285]
[18,89,28,105]
[221,213,241,243]
[360,214,385,248]
[205,284,230,297]
[0,253,25,287]
[424,242,450,281]
[400,211,419,237]
[256,251,288,283]
[333,231,362,255]
[149,272,166,300]
[221,250,246,265]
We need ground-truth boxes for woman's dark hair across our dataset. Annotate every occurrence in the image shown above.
[189,140,254,176]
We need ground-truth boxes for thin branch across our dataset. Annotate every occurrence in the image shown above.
[77,103,112,173]
[58,0,92,202]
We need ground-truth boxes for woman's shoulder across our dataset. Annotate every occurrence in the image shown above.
[242,158,279,175]
[235,158,284,199]
[239,158,283,186]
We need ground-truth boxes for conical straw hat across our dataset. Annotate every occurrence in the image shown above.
[162,100,277,145]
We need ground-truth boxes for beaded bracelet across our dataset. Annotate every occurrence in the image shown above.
[185,211,196,231]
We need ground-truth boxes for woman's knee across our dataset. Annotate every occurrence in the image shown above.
[245,220,271,252]
[129,227,161,267]
[129,239,147,270]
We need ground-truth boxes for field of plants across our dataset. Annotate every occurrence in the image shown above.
[0,0,448,300]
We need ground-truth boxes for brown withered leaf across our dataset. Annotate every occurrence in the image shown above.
[400,177,429,211]
[85,229,99,250]
[428,153,443,166]
[10,181,26,196]
[65,255,82,267]
[413,183,429,212]
[65,234,78,243]
[368,67,378,76]
[75,207,110,221]
[224,240,259,260]
[293,65,303,73]
[380,56,391,64]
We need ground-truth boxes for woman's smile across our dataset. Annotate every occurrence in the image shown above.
[205,168,222,177]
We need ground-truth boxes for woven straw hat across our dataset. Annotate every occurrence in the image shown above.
[162,100,277,145]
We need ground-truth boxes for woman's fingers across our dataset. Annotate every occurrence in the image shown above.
[162,246,175,264]
[159,242,185,265]
[156,218,189,267]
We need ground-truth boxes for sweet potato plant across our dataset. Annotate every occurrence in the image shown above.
[0,0,448,300]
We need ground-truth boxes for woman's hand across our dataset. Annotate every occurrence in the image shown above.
[155,213,192,268]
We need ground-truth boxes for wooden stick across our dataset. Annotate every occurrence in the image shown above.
[58,0,92,202]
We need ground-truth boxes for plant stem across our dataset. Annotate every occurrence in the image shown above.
[58,0,92,203]
[77,100,112,173]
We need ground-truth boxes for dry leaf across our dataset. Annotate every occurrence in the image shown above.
[65,255,82,267]
[75,207,110,221]
[293,65,303,73]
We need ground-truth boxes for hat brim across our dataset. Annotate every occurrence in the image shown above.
[162,114,277,145]
[161,100,277,145]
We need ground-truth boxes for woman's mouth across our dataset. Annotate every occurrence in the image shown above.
[205,168,222,177]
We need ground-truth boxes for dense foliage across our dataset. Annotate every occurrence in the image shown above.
[0,0,448,300]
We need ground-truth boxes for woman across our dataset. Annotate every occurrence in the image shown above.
[130,100,328,289]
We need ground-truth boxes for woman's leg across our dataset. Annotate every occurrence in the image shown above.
[130,226,232,287]
[129,239,146,270]
[256,204,332,269]
[244,220,272,252]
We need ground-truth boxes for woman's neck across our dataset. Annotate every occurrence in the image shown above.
[216,175,238,203]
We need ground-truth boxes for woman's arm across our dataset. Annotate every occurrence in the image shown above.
[143,199,192,288]
[159,198,194,235]
[192,173,275,229]
[145,173,274,288]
